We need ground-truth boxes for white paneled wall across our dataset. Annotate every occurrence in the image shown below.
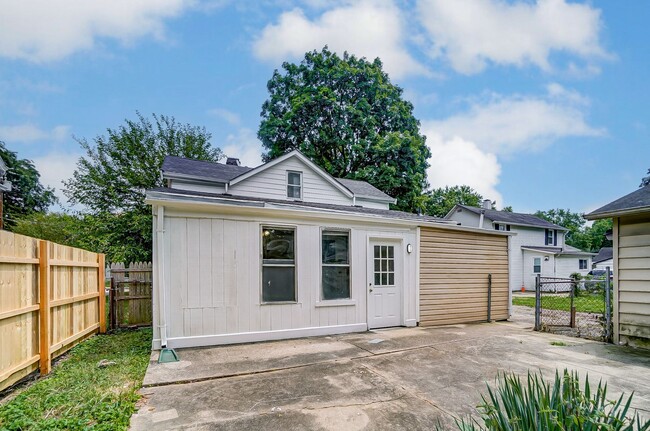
[152,208,417,348]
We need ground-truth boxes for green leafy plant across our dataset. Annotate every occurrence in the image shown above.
[450,369,649,431]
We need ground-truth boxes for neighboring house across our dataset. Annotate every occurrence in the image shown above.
[592,247,614,271]
[445,201,594,292]
[145,150,511,349]
[585,184,650,349]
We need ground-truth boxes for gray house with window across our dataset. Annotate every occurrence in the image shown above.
[445,202,594,291]
[145,150,511,349]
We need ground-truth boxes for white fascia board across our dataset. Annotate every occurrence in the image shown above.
[584,206,650,220]
[145,190,514,237]
[228,150,354,198]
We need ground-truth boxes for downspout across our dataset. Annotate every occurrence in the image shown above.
[479,210,485,229]
[156,205,168,348]
[225,182,229,193]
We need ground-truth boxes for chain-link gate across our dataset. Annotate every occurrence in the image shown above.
[534,268,612,342]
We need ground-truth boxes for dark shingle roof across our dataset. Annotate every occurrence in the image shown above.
[335,178,394,201]
[148,187,443,224]
[161,155,394,200]
[456,205,567,230]
[521,245,593,255]
[586,185,650,218]
[593,247,613,263]
[162,156,252,183]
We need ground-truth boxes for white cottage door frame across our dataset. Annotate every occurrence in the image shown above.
[367,238,403,329]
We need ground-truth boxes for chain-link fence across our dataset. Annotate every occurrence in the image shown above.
[534,269,612,342]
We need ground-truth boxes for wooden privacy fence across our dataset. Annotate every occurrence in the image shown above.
[0,230,105,391]
[109,262,152,330]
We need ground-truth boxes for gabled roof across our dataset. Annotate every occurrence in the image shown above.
[161,151,395,202]
[162,156,252,183]
[449,205,568,231]
[585,185,650,219]
[593,247,613,263]
[228,150,354,198]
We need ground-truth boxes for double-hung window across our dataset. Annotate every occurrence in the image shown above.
[545,229,555,246]
[287,171,302,199]
[533,257,541,274]
[579,259,588,270]
[262,226,296,302]
[321,230,350,299]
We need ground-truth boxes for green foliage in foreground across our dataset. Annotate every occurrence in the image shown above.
[513,295,605,314]
[0,329,151,431]
[451,370,649,431]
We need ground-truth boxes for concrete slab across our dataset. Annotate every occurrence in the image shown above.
[132,322,650,430]
[144,336,371,386]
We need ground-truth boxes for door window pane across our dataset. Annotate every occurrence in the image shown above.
[373,245,395,287]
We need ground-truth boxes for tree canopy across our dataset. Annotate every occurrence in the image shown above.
[0,142,56,229]
[423,185,484,218]
[258,47,430,212]
[641,168,650,187]
[65,113,223,262]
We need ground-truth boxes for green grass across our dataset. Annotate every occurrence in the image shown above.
[0,329,152,431]
[513,294,605,314]
[550,341,568,346]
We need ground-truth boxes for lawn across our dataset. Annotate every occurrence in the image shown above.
[513,294,605,314]
[0,328,152,431]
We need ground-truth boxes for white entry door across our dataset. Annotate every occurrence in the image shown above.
[367,241,402,329]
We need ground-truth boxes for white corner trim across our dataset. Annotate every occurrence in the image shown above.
[314,299,357,308]
[404,319,417,327]
[161,323,368,349]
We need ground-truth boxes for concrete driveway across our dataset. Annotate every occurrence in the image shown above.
[131,320,650,430]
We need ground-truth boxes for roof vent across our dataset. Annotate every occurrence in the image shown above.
[482,199,492,210]
[226,157,241,166]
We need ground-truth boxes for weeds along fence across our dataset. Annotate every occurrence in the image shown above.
[108,262,152,330]
[0,230,105,391]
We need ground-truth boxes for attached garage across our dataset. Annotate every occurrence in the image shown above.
[419,226,510,326]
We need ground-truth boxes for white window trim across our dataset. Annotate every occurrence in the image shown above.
[287,171,303,200]
[260,224,298,304]
[319,228,352,302]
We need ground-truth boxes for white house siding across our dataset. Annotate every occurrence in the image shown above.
[152,207,418,349]
[448,208,484,228]
[170,179,226,194]
[354,199,390,210]
[229,158,352,206]
[616,215,650,347]
[555,255,591,279]
[594,259,614,271]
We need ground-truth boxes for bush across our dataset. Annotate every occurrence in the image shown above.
[450,369,649,431]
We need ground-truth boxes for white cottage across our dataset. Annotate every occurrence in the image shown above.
[145,151,511,349]
[445,202,594,291]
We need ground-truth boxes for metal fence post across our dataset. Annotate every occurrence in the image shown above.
[534,274,541,331]
[569,284,576,328]
[605,266,612,342]
[487,273,492,322]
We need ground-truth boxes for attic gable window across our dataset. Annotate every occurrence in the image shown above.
[545,229,556,246]
[287,171,302,199]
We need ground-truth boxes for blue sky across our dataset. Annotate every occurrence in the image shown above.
[1,0,648,214]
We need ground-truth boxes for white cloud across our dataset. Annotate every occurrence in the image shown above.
[31,151,81,206]
[0,0,193,62]
[207,108,241,126]
[253,1,429,79]
[417,0,607,74]
[423,87,604,155]
[221,128,263,167]
[425,131,503,205]
[0,124,70,143]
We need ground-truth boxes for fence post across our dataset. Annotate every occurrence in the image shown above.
[534,274,541,331]
[487,273,492,322]
[109,277,116,330]
[98,254,106,334]
[605,266,612,342]
[38,240,51,375]
[569,285,576,328]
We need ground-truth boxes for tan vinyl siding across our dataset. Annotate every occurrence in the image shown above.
[419,227,509,326]
[617,215,650,345]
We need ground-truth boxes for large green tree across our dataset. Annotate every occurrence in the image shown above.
[258,47,430,212]
[0,142,56,229]
[65,113,222,262]
[423,185,484,218]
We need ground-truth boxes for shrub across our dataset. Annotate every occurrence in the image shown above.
[450,369,649,431]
